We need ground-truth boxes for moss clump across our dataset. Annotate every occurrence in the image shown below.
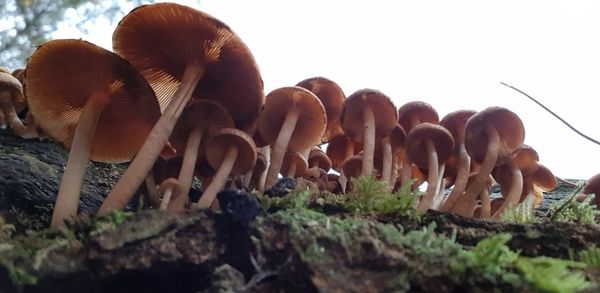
[548,194,599,224]
[501,195,536,224]
[574,245,600,267]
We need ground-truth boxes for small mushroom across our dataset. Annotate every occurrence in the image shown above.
[341,89,397,177]
[195,128,256,208]
[281,151,308,178]
[259,86,326,190]
[0,67,36,138]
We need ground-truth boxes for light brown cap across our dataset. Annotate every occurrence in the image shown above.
[308,146,332,172]
[514,144,539,176]
[342,155,363,179]
[296,76,345,143]
[0,71,25,108]
[280,151,308,177]
[170,100,234,153]
[341,89,397,142]
[464,107,525,166]
[397,101,439,132]
[113,2,264,133]
[440,110,476,179]
[11,68,25,85]
[405,123,454,170]
[25,39,161,162]
[325,133,362,172]
[259,86,326,152]
[205,128,256,175]
[530,163,556,192]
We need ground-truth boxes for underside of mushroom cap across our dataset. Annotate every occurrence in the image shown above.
[397,101,439,132]
[464,106,525,166]
[113,2,264,133]
[405,123,454,170]
[341,88,397,142]
[205,128,256,175]
[259,86,326,152]
[25,39,161,163]
[296,76,345,143]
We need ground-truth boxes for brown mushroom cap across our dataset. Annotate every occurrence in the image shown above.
[296,76,345,143]
[439,109,476,177]
[513,144,540,176]
[464,107,525,166]
[25,39,161,162]
[342,155,363,179]
[308,146,332,172]
[0,71,25,108]
[340,89,397,142]
[530,163,556,192]
[405,123,455,170]
[205,128,256,175]
[397,101,439,132]
[280,151,308,177]
[325,133,362,172]
[113,2,264,133]
[259,86,326,152]
[170,100,235,153]
[11,68,25,85]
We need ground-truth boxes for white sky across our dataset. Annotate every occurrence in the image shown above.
[53,0,600,180]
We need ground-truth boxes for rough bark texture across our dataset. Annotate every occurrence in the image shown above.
[1,129,599,292]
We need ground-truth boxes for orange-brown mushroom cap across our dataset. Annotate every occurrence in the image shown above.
[464,107,525,166]
[113,2,264,133]
[308,146,332,172]
[296,76,345,143]
[205,128,257,175]
[259,86,326,152]
[170,100,235,153]
[25,39,161,162]
[342,155,363,179]
[325,134,362,172]
[340,89,397,142]
[281,151,308,177]
[405,123,455,170]
[397,101,439,132]
[0,71,25,109]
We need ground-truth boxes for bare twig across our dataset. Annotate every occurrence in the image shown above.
[500,82,600,146]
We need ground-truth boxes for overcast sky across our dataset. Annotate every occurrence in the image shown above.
[54,0,600,180]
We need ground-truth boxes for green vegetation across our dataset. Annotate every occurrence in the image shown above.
[548,193,599,224]
[501,195,536,224]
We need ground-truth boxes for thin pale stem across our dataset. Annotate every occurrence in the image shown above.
[381,137,392,184]
[492,161,523,219]
[196,146,239,208]
[257,146,270,192]
[264,109,299,189]
[144,175,161,208]
[479,186,491,218]
[0,92,31,138]
[99,64,204,214]
[170,127,204,212]
[50,93,108,227]
[417,139,439,212]
[362,108,375,177]
[440,131,470,211]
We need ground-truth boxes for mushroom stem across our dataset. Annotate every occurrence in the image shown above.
[264,109,299,189]
[0,92,34,139]
[159,188,174,210]
[452,125,500,216]
[440,134,470,211]
[50,91,109,227]
[492,161,523,219]
[257,146,270,192]
[416,139,439,212]
[196,146,239,208]
[362,108,375,177]
[144,175,161,208]
[170,127,205,212]
[381,136,392,184]
[389,157,398,185]
[479,185,491,218]
[99,64,204,214]
[287,161,297,178]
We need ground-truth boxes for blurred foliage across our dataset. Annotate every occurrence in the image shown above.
[0,0,190,69]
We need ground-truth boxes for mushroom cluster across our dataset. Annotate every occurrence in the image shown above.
[4,3,570,226]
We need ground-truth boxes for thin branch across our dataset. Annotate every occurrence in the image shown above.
[500,82,600,146]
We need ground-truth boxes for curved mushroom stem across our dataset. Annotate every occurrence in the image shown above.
[264,109,299,190]
[144,175,161,208]
[492,161,523,219]
[362,107,376,177]
[479,184,492,218]
[99,64,204,214]
[381,136,393,184]
[440,135,471,211]
[389,156,399,185]
[452,125,500,217]
[0,92,37,139]
[50,91,110,227]
[169,127,205,212]
[416,139,439,212]
[159,188,174,211]
[257,146,270,193]
[195,146,239,209]
[432,165,446,209]
[339,139,355,193]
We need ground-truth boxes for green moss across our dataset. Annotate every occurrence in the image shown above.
[547,184,599,224]
[574,245,600,267]
[501,195,536,224]
[344,176,421,218]
[516,257,589,293]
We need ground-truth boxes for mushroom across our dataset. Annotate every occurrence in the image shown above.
[259,86,326,190]
[377,123,406,185]
[167,100,235,211]
[342,155,364,190]
[582,173,600,208]
[281,151,308,178]
[158,178,185,211]
[396,101,439,185]
[308,146,332,173]
[100,3,264,214]
[0,67,36,139]
[341,89,397,177]
[195,128,256,208]
[296,76,346,143]
[25,39,161,227]
[405,123,454,211]
[438,109,476,212]
[526,163,557,206]
[452,107,524,218]
[246,151,268,190]
[325,133,362,192]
